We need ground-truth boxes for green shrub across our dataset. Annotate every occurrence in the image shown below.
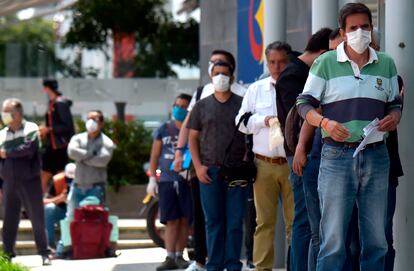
[75,119,152,189]
[0,252,29,271]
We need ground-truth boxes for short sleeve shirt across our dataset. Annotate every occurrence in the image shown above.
[154,122,183,182]
[187,94,246,167]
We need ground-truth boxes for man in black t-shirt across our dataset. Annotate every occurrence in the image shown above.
[188,61,247,271]
[276,28,332,271]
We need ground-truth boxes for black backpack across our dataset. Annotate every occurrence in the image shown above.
[284,105,304,154]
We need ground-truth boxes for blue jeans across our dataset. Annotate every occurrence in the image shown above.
[302,155,321,271]
[66,183,106,219]
[287,156,311,271]
[44,203,67,247]
[385,177,398,271]
[303,156,361,271]
[317,144,389,271]
[199,167,247,271]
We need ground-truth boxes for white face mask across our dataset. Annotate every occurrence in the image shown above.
[1,112,13,126]
[85,119,98,133]
[212,74,230,92]
[208,61,214,76]
[346,28,371,54]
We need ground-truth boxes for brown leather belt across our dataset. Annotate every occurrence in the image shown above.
[255,154,287,165]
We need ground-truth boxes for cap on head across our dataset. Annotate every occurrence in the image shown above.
[64,163,76,179]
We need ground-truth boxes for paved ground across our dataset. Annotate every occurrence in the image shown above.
[13,247,286,271]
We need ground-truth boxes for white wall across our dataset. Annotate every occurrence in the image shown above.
[0,78,198,122]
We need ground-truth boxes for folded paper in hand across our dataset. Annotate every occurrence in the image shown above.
[353,118,385,158]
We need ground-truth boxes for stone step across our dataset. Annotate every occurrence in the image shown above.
[0,219,163,255]
[0,239,157,255]
[0,219,161,241]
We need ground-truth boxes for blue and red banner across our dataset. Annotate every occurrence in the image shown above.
[237,0,264,84]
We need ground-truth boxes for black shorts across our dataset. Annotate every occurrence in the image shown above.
[42,147,68,174]
[158,180,193,224]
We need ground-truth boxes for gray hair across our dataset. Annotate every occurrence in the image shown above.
[265,41,292,58]
[3,98,23,115]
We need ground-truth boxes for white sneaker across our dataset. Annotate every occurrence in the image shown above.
[185,261,207,271]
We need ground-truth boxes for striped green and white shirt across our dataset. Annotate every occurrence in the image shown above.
[0,120,41,182]
[0,120,40,151]
[297,42,401,142]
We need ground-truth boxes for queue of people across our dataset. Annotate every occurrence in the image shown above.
[148,2,403,271]
[0,2,403,271]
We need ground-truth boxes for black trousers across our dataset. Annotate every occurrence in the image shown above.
[244,183,256,262]
[190,177,207,265]
[2,176,48,256]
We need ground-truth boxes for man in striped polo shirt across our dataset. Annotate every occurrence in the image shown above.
[296,3,401,271]
[0,98,51,265]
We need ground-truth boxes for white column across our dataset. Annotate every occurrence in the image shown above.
[385,0,414,270]
[312,0,338,33]
[263,0,286,73]
[264,0,286,47]
[263,1,288,267]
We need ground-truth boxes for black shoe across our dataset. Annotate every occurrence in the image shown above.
[175,256,190,269]
[42,254,52,266]
[105,248,120,258]
[156,256,178,271]
[246,260,255,269]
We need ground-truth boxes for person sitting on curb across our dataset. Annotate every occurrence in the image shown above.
[43,163,75,249]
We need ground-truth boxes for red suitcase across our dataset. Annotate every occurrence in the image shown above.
[70,205,112,259]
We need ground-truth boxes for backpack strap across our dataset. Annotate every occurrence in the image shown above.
[195,85,204,102]
[222,113,250,165]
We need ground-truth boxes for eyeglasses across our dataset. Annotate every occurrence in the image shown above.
[227,179,248,188]
[87,118,101,122]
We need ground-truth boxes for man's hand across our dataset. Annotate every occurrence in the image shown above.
[378,111,401,132]
[195,165,212,184]
[0,149,6,159]
[264,116,276,127]
[146,176,159,197]
[322,120,350,142]
[39,126,49,139]
[173,150,183,172]
[292,145,307,176]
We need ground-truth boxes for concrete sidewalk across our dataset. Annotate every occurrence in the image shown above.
[13,247,286,271]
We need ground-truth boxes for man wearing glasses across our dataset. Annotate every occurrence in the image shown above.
[236,41,293,271]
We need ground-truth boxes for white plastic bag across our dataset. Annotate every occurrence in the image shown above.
[269,117,284,150]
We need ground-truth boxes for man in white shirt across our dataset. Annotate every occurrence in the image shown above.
[236,41,293,271]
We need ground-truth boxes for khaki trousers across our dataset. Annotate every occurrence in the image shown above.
[253,158,294,271]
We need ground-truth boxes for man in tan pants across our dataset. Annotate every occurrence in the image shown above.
[236,41,294,270]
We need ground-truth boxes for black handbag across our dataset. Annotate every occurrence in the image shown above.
[218,113,257,187]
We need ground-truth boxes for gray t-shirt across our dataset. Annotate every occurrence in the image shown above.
[187,93,246,167]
